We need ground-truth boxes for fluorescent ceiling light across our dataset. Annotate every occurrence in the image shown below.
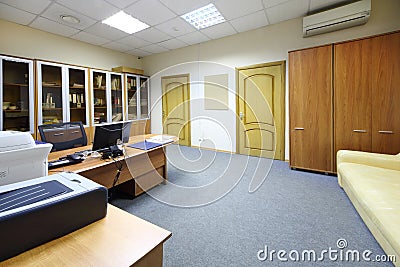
[102,11,149,34]
[181,3,225,30]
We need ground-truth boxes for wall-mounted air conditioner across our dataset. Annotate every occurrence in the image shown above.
[303,0,371,37]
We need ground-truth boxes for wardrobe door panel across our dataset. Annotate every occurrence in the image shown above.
[289,45,333,172]
[371,32,400,154]
[334,39,372,153]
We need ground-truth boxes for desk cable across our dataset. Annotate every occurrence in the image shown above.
[108,143,128,200]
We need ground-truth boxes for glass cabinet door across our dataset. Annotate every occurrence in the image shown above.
[92,70,108,124]
[1,57,34,132]
[110,73,123,122]
[38,62,64,125]
[68,67,88,125]
[126,74,138,120]
[139,77,149,119]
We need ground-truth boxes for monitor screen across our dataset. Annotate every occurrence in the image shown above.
[92,121,132,152]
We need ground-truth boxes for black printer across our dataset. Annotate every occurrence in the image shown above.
[0,172,108,261]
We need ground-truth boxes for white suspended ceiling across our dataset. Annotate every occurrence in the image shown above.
[0,0,354,57]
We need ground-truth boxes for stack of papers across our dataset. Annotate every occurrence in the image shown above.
[145,135,175,144]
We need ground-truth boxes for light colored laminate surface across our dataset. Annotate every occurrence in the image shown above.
[0,204,172,267]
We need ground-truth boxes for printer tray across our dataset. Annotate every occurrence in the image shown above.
[0,180,107,261]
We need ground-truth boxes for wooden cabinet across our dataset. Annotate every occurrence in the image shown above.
[289,45,334,172]
[335,32,400,155]
[289,31,400,173]
[37,61,89,126]
[0,56,34,133]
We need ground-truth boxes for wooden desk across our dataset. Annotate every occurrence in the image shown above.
[48,134,176,197]
[0,205,172,267]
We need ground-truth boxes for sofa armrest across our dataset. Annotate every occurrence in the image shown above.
[337,150,400,187]
[337,150,400,171]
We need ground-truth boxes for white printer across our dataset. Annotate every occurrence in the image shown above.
[0,131,52,186]
[0,172,108,261]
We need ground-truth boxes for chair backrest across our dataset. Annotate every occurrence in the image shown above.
[38,122,87,151]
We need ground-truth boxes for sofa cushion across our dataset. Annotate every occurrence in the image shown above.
[339,162,400,257]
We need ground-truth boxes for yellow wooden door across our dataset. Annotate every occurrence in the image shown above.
[237,62,285,159]
[161,74,191,146]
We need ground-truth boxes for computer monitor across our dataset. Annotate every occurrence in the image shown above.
[92,121,132,152]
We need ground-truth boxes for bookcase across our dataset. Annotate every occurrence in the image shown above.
[0,55,35,133]
[1,54,150,141]
[36,61,89,126]
[125,73,149,121]
[90,70,124,125]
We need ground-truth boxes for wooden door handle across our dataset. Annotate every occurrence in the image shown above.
[378,130,393,134]
[294,127,304,130]
[353,130,367,133]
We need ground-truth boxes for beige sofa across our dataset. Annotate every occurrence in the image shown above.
[337,150,400,266]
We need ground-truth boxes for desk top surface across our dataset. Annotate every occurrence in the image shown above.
[1,204,172,267]
[48,134,176,174]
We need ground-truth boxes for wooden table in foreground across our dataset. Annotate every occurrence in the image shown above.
[1,205,172,267]
[48,134,177,197]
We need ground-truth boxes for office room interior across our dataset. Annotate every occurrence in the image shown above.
[0,0,399,266]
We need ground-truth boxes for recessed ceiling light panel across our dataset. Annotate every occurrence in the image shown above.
[102,11,149,34]
[181,3,226,30]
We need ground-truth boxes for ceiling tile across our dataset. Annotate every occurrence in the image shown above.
[70,31,110,45]
[159,0,211,15]
[102,41,132,52]
[141,44,169,54]
[0,0,52,15]
[30,16,80,37]
[84,22,129,40]
[0,3,36,25]
[309,0,350,12]
[155,17,196,37]
[262,0,291,8]
[104,0,139,9]
[55,0,118,20]
[214,0,264,20]
[41,3,96,30]
[117,35,151,48]
[159,38,188,50]
[176,31,210,45]
[231,10,269,33]
[134,28,172,43]
[125,0,176,26]
[126,49,152,57]
[265,0,310,24]
[200,22,237,40]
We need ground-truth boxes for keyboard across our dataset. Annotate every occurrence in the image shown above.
[48,158,81,169]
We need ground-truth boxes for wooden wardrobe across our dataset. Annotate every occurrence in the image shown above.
[289,31,400,173]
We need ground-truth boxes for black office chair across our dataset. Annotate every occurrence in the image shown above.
[38,121,87,151]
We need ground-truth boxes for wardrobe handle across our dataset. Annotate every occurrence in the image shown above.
[294,127,304,130]
[378,130,393,134]
[353,130,367,133]
[53,133,64,136]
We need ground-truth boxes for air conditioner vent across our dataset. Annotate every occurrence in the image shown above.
[303,0,371,37]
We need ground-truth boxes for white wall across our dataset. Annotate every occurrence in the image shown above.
[0,19,142,70]
[143,0,400,160]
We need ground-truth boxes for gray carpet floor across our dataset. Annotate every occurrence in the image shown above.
[111,146,393,266]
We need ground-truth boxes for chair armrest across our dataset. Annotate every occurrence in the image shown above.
[337,150,400,171]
